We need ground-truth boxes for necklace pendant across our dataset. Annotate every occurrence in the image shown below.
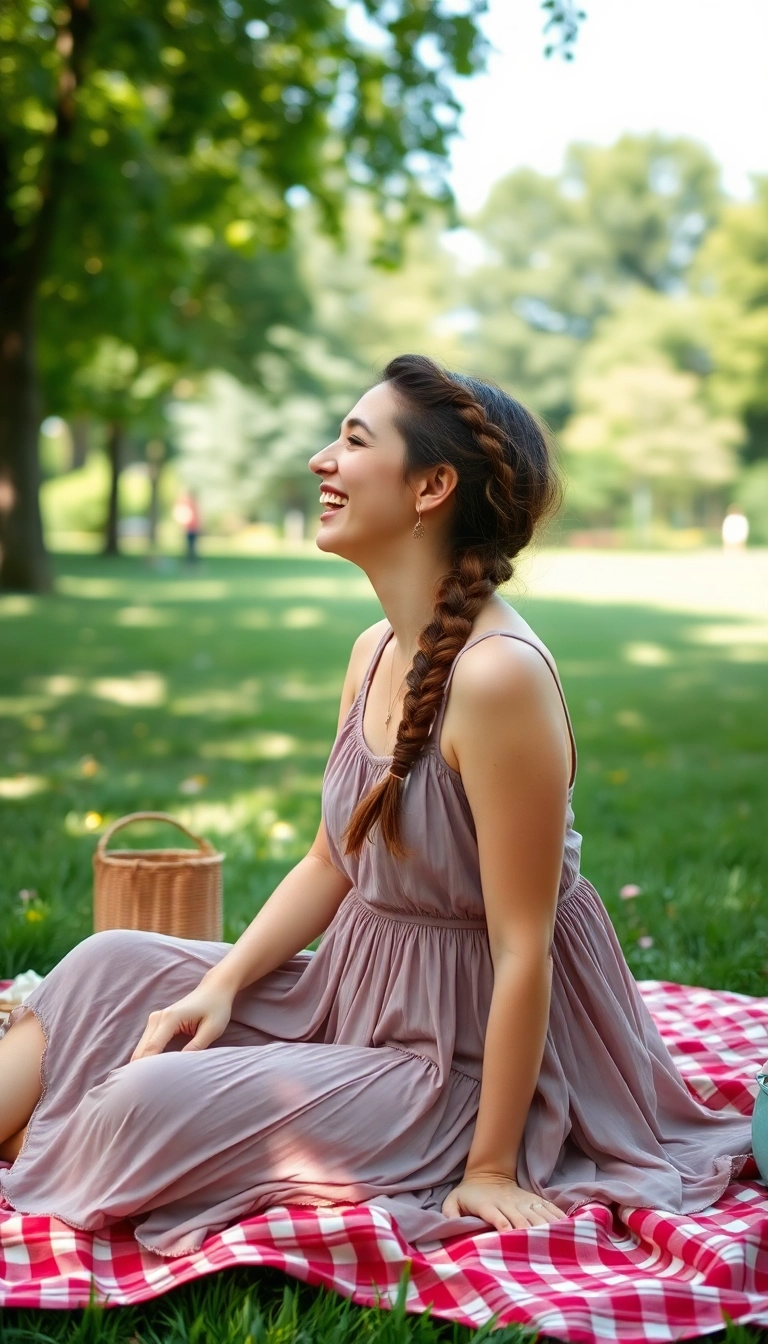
[384,712,392,727]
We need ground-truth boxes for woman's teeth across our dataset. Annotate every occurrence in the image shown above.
[320,493,347,508]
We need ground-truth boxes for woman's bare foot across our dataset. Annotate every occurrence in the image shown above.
[0,1125,27,1163]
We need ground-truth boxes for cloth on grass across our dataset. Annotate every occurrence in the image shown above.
[2,980,767,1344]
[0,626,755,1256]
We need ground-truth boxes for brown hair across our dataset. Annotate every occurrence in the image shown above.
[342,353,563,859]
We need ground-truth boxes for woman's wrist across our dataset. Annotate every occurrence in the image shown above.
[463,1159,519,1185]
[200,957,242,999]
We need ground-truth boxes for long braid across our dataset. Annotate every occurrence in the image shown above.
[342,355,561,859]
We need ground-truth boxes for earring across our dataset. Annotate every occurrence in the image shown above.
[413,501,425,539]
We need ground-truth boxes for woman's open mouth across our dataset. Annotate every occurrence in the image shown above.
[319,490,348,520]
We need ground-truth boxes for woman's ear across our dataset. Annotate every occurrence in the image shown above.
[418,464,459,515]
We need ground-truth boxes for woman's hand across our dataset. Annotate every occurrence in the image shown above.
[442,1171,567,1230]
[130,984,235,1061]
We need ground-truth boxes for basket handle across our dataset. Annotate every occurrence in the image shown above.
[96,812,215,857]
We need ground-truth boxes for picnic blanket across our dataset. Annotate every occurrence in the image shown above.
[2,978,768,1343]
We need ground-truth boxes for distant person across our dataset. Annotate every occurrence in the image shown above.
[721,506,749,552]
[173,491,201,563]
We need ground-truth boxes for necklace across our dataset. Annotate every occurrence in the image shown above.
[384,640,415,729]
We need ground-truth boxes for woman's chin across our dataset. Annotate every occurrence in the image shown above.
[315,524,345,557]
[314,520,360,562]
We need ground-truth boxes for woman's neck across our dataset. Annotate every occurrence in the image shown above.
[362,547,450,656]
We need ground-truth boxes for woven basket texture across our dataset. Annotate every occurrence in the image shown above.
[93,812,223,941]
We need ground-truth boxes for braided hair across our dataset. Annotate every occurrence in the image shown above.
[342,354,563,859]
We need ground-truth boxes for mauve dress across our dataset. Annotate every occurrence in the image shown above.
[0,627,753,1256]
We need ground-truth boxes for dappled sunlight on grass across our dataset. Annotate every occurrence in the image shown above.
[33,673,83,696]
[0,694,54,716]
[58,574,232,601]
[0,550,765,998]
[623,641,674,666]
[114,605,168,627]
[257,575,374,600]
[91,673,168,705]
[0,594,37,616]
[200,732,302,762]
[170,681,262,716]
[0,774,49,798]
[278,677,341,702]
[281,606,326,629]
[515,546,768,618]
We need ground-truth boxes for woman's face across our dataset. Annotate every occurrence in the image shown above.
[308,381,417,562]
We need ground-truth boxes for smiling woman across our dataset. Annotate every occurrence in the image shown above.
[0,354,754,1251]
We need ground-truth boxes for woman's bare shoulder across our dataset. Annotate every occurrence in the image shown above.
[346,618,390,691]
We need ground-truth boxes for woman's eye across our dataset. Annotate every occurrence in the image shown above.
[347,436,364,447]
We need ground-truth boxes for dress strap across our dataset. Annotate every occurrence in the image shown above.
[432,630,578,790]
[359,625,395,700]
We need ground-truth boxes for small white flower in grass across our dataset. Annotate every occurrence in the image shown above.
[637,935,654,950]
[619,884,642,899]
[18,889,36,905]
[180,774,207,795]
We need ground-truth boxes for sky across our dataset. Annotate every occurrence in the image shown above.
[446,0,768,216]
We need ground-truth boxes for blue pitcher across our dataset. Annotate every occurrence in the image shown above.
[753,1068,768,1183]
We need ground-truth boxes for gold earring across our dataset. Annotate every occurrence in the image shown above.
[413,501,425,539]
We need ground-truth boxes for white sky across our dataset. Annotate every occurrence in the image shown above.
[447,0,768,215]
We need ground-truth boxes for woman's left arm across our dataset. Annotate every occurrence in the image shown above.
[441,637,572,1230]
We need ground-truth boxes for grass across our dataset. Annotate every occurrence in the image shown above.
[1,548,767,1343]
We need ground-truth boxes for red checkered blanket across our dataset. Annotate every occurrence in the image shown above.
[2,980,767,1343]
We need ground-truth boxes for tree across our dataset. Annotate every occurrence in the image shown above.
[561,357,741,532]
[696,178,768,465]
[1,0,488,591]
[458,135,722,428]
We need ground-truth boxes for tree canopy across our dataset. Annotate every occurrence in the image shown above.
[1,0,490,589]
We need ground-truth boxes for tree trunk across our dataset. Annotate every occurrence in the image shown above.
[0,0,92,591]
[103,421,123,556]
[148,468,165,551]
[0,301,51,592]
[70,415,89,470]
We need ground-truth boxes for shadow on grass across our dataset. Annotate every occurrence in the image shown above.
[1,551,766,992]
[1,551,766,1343]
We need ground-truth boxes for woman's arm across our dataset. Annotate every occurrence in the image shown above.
[440,636,572,1229]
[201,827,351,999]
[131,622,386,1060]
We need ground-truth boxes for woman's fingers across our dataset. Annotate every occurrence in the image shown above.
[442,1186,566,1231]
[180,1017,222,1052]
[131,1010,189,1062]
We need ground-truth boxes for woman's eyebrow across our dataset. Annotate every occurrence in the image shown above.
[342,416,375,438]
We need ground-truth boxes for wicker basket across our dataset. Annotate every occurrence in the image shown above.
[93,812,223,941]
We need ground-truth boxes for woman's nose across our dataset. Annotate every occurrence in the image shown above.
[309,447,337,475]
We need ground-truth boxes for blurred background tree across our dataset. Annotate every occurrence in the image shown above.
[4,0,767,577]
[0,0,489,591]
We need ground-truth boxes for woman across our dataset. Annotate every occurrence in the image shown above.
[0,355,752,1256]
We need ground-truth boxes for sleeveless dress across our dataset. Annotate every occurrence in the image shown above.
[0,626,753,1256]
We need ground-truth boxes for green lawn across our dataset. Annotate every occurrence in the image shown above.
[1,549,767,1344]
